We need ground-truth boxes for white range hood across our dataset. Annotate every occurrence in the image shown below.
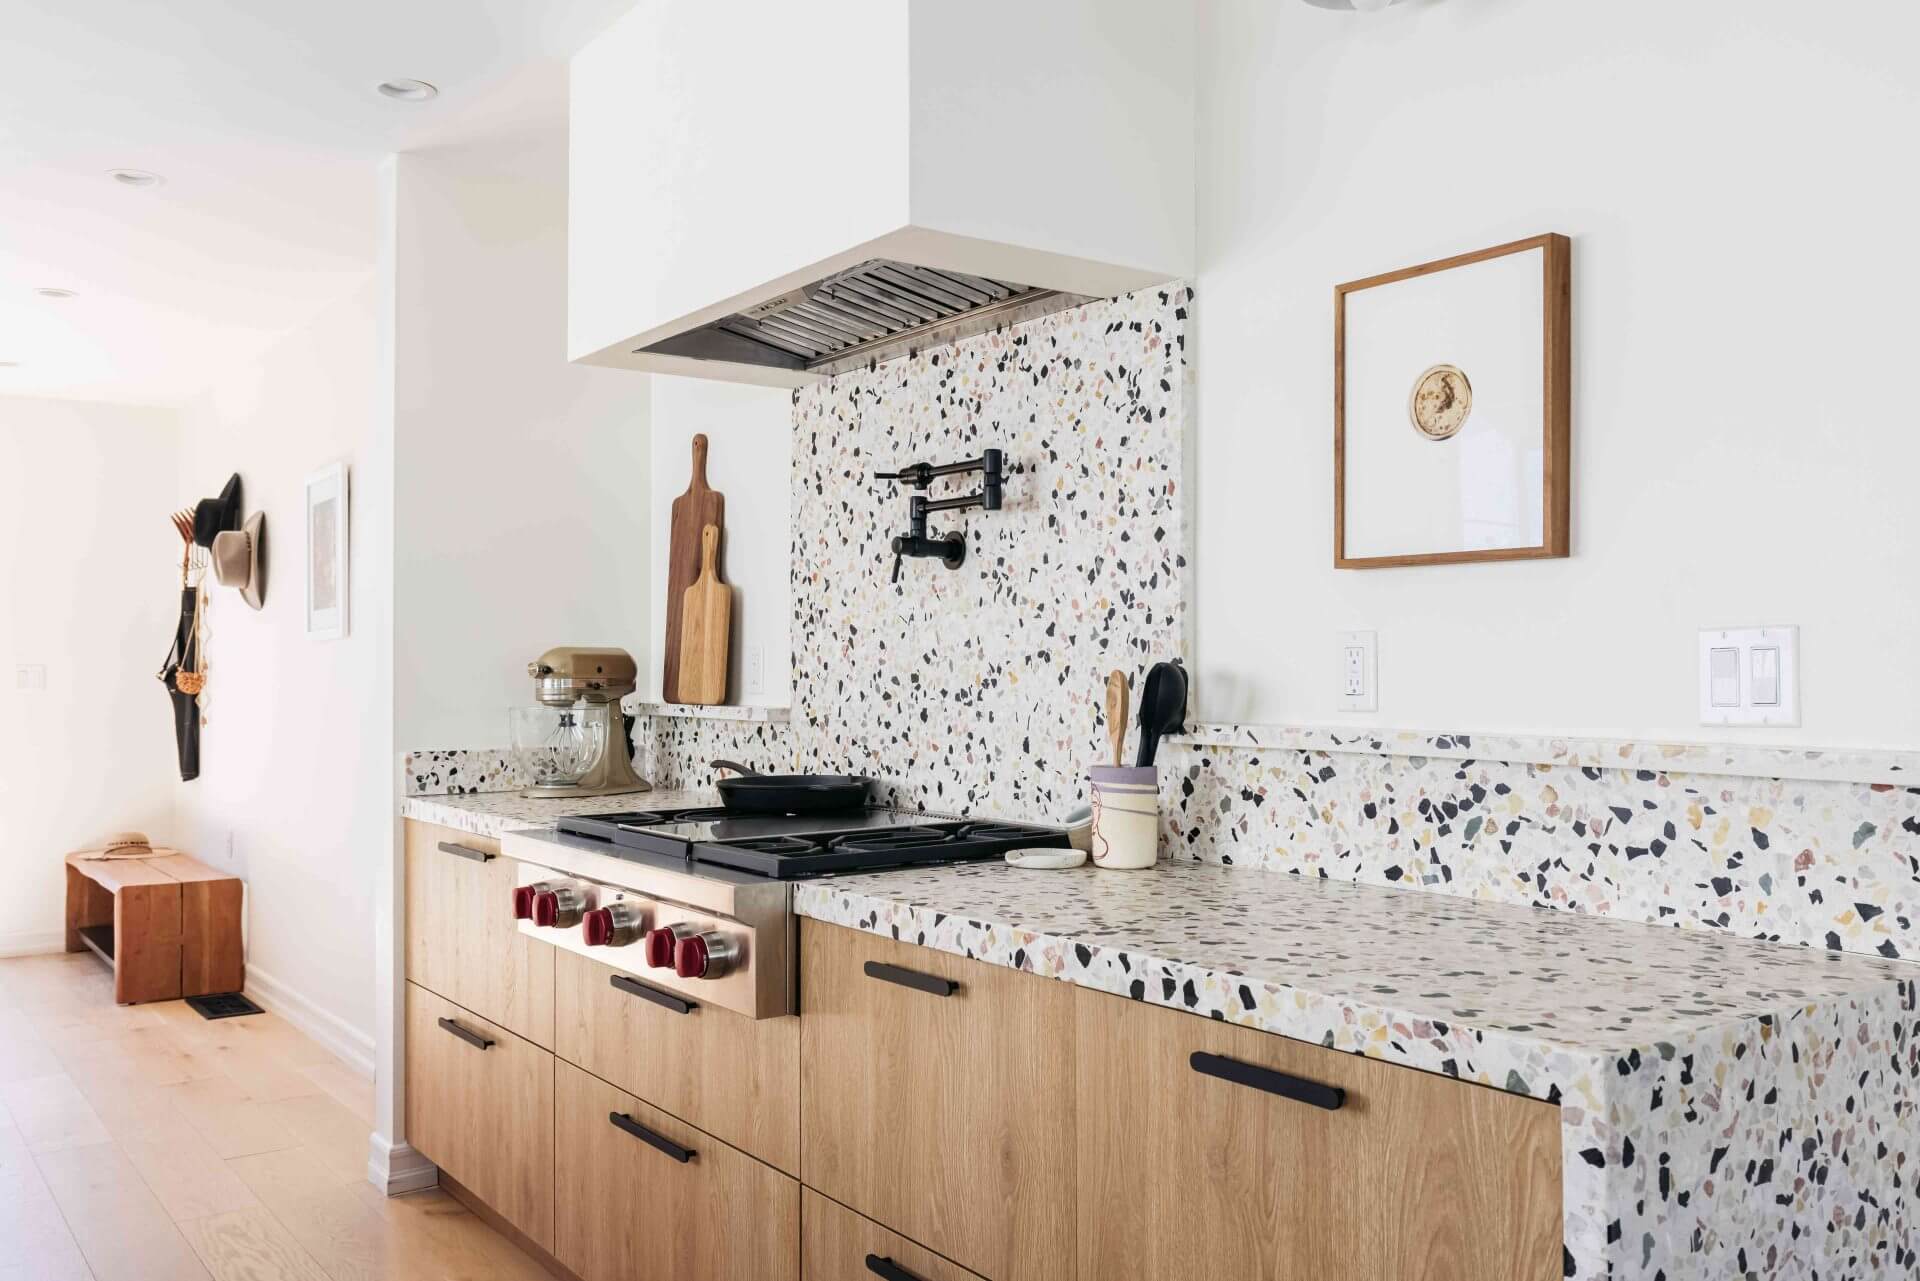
[568,0,1195,387]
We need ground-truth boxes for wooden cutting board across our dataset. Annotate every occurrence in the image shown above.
[678,525,732,705]
[662,434,724,703]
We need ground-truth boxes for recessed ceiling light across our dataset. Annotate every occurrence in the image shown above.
[376,79,439,102]
[35,288,77,300]
[107,168,165,188]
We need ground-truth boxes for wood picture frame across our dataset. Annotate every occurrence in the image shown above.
[1334,233,1570,569]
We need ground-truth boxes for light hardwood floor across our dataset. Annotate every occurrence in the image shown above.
[0,950,555,1281]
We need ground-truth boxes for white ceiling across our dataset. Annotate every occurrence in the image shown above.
[0,0,637,407]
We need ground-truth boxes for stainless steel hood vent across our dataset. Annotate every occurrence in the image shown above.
[637,259,1090,378]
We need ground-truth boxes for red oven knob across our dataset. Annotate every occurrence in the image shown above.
[512,886,538,920]
[532,884,587,929]
[644,923,696,969]
[674,931,738,980]
[582,907,613,946]
[583,902,647,948]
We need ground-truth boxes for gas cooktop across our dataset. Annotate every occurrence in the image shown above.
[555,806,1069,879]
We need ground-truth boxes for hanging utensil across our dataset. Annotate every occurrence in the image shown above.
[1133,660,1189,768]
[171,509,194,586]
[1104,670,1130,768]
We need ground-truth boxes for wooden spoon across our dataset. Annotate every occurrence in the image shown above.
[1104,670,1130,768]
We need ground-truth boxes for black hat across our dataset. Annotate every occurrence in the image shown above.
[192,473,243,549]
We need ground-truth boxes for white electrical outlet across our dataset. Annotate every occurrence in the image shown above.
[1698,626,1799,727]
[1338,630,1377,713]
[746,644,765,697]
[14,664,46,691]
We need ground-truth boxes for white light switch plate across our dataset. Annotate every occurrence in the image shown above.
[1699,626,1799,727]
[14,664,46,691]
[1338,630,1377,713]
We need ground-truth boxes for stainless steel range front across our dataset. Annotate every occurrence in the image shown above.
[502,806,1069,1019]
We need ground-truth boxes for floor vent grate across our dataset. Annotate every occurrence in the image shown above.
[185,991,265,1020]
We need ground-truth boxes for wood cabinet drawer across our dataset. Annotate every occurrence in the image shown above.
[554,1059,798,1281]
[404,819,554,1048]
[799,920,1074,1281]
[1075,987,1562,1281]
[404,983,554,1252]
[554,947,799,1174]
[802,1189,986,1281]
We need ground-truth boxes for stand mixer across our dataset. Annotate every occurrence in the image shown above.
[515,647,652,798]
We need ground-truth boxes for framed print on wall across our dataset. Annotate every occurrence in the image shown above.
[1334,233,1571,569]
[305,462,350,640]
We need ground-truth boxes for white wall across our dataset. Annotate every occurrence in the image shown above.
[172,284,388,1070]
[646,378,792,707]
[392,129,652,752]
[379,125,651,1179]
[1192,0,1920,748]
[0,396,181,955]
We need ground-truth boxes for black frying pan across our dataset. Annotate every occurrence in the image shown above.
[712,760,874,815]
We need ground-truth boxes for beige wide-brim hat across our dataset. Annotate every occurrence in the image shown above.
[71,832,184,861]
[212,510,266,609]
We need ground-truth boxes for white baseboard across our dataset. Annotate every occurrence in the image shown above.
[244,964,377,1080]
[367,1134,438,1195]
[0,930,67,959]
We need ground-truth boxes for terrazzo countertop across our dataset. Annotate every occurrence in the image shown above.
[399,787,719,839]
[795,861,1918,1280]
[398,784,1917,1277]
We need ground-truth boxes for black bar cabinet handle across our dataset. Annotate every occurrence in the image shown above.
[1190,1051,1345,1111]
[865,1255,925,1281]
[608,1111,694,1163]
[437,1017,494,1051]
[610,973,695,1015]
[437,840,495,863]
[863,960,957,998]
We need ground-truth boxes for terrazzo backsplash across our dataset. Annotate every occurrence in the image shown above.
[784,284,1190,820]
[1160,728,1920,965]
[403,712,789,797]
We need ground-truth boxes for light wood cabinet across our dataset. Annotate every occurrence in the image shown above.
[1075,988,1563,1281]
[404,983,554,1252]
[799,920,1075,1281]
[553,1059,798,1281]
[554,947,800,1174]
[403,819,554,1048]
[801,1189,986,1281]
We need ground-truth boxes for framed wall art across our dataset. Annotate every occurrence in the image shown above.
[1334,233,1570,569]
[305,461,350,640]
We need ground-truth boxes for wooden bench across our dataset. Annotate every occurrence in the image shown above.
[65,853,244,1004]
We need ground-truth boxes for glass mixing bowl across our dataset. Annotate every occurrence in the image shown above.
[509,702,609,788]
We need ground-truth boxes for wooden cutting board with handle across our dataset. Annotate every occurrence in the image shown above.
[662,434,724,703]
[677,525,732,705]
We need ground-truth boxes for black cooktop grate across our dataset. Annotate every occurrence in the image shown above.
[557,806,1070,879]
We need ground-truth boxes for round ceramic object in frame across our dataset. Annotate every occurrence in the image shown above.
[1408,364,1473,440]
